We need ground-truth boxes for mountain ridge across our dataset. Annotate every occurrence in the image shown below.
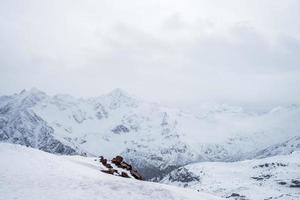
[0,88,299,179]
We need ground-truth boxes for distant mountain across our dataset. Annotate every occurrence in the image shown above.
[0,89,78,155]
[0,88,299,179]
[252,136,300,159]
[161,151,300,200]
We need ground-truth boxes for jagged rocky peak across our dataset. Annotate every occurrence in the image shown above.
[102,88,139,109]
[17,88,48,107]
[20,88,47,97]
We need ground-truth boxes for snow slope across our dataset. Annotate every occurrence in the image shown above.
[1,88,300,179]
[161,152,300,200]
[0,143,222,200]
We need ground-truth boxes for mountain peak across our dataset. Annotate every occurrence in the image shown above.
[20,88,46,96]
[107,88,130,98]
[18,88,47,106]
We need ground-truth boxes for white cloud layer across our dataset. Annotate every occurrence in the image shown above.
[0,0,300,110]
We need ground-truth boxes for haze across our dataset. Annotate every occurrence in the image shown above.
[1,0,300,111]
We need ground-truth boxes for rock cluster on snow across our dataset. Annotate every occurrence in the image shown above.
[277,179,300,188]
[99,155,144,180]
[226,193,247,200]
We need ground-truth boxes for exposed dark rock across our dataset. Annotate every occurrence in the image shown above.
[111,125,129,134]
[99,155,143,180]
[253,162,287,169]
[101,168,118,175]
[104,163,113,169]
[111,155,134,171]
[290,179,300,188]
[120,161,132,170]
[130,169,144,180]
[100,158,107,165]
[290,184,300,188]
[226,193,247,199]
[121,172,130,178]
[278,181,287,185]
[251,174,272,181]
[230,193,240,197]
[167,167,200,183]
[99,156,104,162]
[112,155,123,164]
[292,180,300,184]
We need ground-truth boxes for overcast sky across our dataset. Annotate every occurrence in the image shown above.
[0,0,300,110]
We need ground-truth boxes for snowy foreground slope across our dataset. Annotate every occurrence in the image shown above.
[161,151,300,200]
[0,143,222,200]
[1,88,300,179]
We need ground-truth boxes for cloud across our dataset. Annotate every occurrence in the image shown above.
[0,0,300,110]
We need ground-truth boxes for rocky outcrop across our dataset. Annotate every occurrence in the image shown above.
[99,155,144,180]
[290,180,300,188]
[121,172,130,178]
[226,193,247,200]
[111,125,129,134]
[130,169,143,180]
[165,167,200,184]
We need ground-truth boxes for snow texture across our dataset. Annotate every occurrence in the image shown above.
[162,151,300,200]
[0,143,222,200]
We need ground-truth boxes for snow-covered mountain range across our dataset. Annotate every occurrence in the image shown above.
[161,151,300,200]
[0,88,300,179]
